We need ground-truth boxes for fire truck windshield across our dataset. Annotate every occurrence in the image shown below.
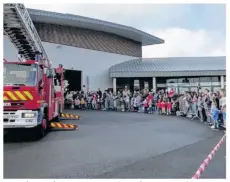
[4,63,37,86]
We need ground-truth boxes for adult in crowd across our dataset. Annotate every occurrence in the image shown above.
[219,90,226,128]
[97,88,102,99]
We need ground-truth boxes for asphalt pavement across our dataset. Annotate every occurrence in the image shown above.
[4,110,226,179]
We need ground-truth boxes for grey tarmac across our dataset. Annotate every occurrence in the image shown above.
[4,110,226,179]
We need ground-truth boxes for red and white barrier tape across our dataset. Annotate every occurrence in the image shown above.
[192,134,226,179]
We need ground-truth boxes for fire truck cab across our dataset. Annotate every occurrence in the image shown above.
[3,60,64,138]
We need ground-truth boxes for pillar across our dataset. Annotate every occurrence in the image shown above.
[152,77,156,92]
[113,77,117,94]
[221,75,224,89]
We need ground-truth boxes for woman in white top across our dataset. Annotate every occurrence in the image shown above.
[219,90,226,128]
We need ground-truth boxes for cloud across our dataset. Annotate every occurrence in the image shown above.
[25,4,186,28]
[142,28,226,58]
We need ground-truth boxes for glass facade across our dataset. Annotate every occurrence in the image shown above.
[156,76,222,94]
[116,76,224,93]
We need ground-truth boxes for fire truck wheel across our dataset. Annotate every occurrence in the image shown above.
[36,114,48,139]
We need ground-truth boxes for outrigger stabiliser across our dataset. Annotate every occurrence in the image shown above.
[60,113,80,120]
[50,122,78,130]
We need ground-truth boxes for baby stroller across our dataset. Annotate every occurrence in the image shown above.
[171,101,179,115]
[64,98,72,109]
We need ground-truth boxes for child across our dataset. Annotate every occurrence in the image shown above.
[97,95,101,110]
[113,94,117,111]
[148,99,153,114]
[133,96,138,112]
[80,97,85,110]
[157,99,162,114]
[210,102,220,130]
[120,97,125,112]
[130,96,135,112]
[143,99,148,113]
[125,95,130,112]
[167,100,172,115]
[136,93,142,112]
[74,97,80,110]
[87,94,92,110]
[92,93,97,110]
[161,99,166,114]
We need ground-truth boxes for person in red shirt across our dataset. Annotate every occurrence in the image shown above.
[143,99,148,113]
[161,99,166,114]
[168,88,175,98]
[157,99,162,114]
[147,92,153,103]
[167,99,172,115]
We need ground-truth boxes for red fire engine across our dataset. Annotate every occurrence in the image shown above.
[3,4,67,138]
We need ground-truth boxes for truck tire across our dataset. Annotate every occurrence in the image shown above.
[35,113,48,139]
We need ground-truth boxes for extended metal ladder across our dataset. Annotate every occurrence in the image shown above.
[3,3,50,66]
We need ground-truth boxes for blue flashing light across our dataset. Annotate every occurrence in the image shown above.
[35,54,41,62]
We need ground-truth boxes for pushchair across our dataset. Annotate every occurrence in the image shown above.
[64,99,73,109]
[171,101,179,115]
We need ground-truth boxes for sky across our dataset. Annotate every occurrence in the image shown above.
[25,3,226,58]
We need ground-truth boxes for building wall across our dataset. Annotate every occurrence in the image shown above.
[34,22,142,57]
[3,36,137,91]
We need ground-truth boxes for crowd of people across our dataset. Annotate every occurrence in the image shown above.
[64,86,226,131]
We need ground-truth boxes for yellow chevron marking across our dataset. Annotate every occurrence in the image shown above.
[57,123,62,128]
[23,91,33,100]
[51,123,56,127]
[14,91,27,100]
[61,114,65,117]
[3,96,9,101]
[66,114,70,118]
[64,124,69,128]
[6,91,18,100]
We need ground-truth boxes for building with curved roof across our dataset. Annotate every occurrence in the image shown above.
[3,8,164,91]
[109,57,226,93]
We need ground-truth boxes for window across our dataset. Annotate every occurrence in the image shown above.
[4,63,37,86]
[178,78,187,83]
[187,77,194,83]
[156,77,167,84]
[166,78,178,87]
[144,81,149,89]
[211,77,220,82]
[166,78,177,83]
[200,77,211,82]
[178,78,189,86]
[188,77,199,86]
[179,87,189,94]
[193,77,199,83]
[211,77,220,86]
[134,80,140,90]
[134,80,140,86]
[213,87,221,93]
[200,77,211,86]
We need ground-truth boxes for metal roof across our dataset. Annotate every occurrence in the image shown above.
[27,8,164,46]
[109,56,226,77]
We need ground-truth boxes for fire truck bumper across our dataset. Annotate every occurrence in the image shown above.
[3,110,39,129]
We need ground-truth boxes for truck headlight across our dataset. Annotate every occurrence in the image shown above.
[22,113,36,118]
